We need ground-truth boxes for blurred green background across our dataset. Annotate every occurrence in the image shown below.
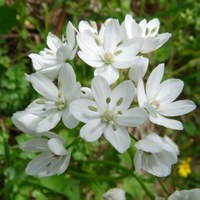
[0,0,199,199]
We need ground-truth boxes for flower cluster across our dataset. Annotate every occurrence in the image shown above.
[12,15,196,177]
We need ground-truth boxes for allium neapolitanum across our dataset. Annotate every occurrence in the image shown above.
[12,14,196,198]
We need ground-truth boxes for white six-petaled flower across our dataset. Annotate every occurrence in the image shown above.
[123,14,172,53]
[29,22,77,80]
[21,132,71,177]
[77,18,143,84]
[24,64,81,133]
[137,63,196,130]
[134,132,179,177]
[70,76,148,153]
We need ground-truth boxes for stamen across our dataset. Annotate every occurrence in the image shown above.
[150,27,157,34]
[112,124,117,131]
[106,97,111,104]
[145,28,149,36]
[36,100,45,104]
[114,50,122,56]
[88,105,98,112]
[104,52,113,64]
[116,98,123,106]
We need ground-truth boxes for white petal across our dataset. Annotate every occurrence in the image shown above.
[92,76,110,109]
[124,14,136,38]
[80,119,106,142]
[26,73,59,100]
[58,64,76,95]
[141,33,171,53]
[116,107,148,127]
[57,151,71,175]
[68,82,81,102]
[124,14,137,38]
[12,111,42,135]
[129,56,149,82]
[62,107,79,129]
[103,19,122,52]
[29,53,43,70]
[135,133,163,153]
[79,20,96,33]
[21,138,48,152]
[37,65,60,80]
[168,189,200,200]
[47,32,62,51]
[134,150,142,173]
[78,51,104,68]
[137,79,148,107]
[94,66,119,85]
[48,138,67,155]
[110,80,136,110]
[26,151,53,176]
[77,30,100,56]
[146,18,160,36]
[70,99,101,123]
[36,111,62,132]
[156,79,184,104]
[142,153,171,177]
[163,136,179,154]
[81,87,93,100]
[149,113,183,130]
[66,21,76,50]
[103,188,126,200]
[146,64,164,102]
[139,19,147,34]
[104,124,130,153]
[158,100,196,117]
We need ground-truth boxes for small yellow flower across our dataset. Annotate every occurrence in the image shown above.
[178,157,192,178]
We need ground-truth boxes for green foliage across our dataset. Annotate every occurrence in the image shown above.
[0,0,199,199]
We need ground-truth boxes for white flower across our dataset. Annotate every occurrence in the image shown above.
[78,20,98,33]
[77,19,143,84]
[25,64,81,132]
[123,14,172,53]
[134,133,179,177]
[70,76,148,153]
[128,56,149,83]
[103,188,126,200]
[168,189,200,200]
[21,132,71,177]
[12,111,44,135]
[29,22,77,80]
[81,87,93,100]
[137,63,196,130]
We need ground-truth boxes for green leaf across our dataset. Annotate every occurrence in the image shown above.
[0,6,17,34]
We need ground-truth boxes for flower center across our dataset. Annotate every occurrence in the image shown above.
[151,100,160,109]
[103,52,113,64]
[102,110,114,122]
[55,92,66,111]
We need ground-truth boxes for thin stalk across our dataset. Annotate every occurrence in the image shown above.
[84,160,128,172]
[140,0,146,16]
[66,136,82,149]
[171,166,176,191]
[132,173,154,200]
[156,177,169,197]
[130,133,138,141]
[68,168,132,181]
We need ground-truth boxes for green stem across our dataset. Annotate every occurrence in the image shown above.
[66,136,82,149]
[84,160,128,172]
[171,166,176,191]
[130,133,138,141]
[156,177,169,197]
[140,0,146,16]
[132,173,154,200]
[68,168,132,181]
